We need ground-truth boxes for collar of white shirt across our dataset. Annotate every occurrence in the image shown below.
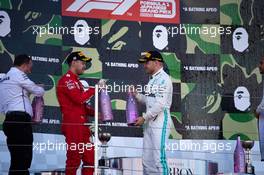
[11,67,24,74]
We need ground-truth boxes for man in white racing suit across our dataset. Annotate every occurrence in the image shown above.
[133,51,173,175]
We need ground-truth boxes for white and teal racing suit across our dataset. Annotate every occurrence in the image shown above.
[136,68,173,175]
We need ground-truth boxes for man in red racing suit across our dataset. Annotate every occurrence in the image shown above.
[56,51,95,175]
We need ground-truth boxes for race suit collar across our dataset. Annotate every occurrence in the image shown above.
[151,67,163,79]
[67,70,78,80]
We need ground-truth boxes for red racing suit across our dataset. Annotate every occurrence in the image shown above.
[56,70,95,175]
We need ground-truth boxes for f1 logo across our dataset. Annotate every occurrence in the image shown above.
[63,0,180,24]
[66,0,137,15]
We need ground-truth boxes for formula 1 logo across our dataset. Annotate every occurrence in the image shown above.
[62,0,180,24]
[66,0,137,15]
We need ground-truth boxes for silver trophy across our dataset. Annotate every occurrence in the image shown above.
[98,132,111,168]
[242,140,255,174]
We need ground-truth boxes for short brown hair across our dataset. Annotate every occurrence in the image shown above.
[14,54,31,66]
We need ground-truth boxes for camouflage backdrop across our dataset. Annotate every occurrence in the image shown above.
[0,0,264,140]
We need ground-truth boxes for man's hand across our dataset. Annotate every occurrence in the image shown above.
[98,79,107,89]
[135,117,145,126]
[255,110,260,119]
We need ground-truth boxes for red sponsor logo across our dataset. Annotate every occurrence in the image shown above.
[62,0,180,24]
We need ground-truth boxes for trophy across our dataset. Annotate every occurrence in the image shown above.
[98,132,112,168]
[242,140,255,174]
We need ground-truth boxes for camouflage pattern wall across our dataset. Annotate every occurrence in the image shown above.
[0,0,264,140]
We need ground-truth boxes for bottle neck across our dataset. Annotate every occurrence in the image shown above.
[236,136,243,149]
[237,136,241,142]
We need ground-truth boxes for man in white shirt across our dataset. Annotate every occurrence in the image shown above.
[132,51,173,175]
[256,57,264,118]
[256,57,264,161]
[0,54,44,175]
[0,73,5,114]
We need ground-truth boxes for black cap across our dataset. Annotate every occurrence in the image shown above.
[138,51,163,63]
[66,51,92,65]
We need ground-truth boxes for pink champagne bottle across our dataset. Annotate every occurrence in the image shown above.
[32,96,44,123]
[100,88,113,121]
[126,92,138,125]
[234,135,246,173]
[259,112,264,161]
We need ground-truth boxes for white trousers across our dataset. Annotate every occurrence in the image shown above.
[143,109,172,175]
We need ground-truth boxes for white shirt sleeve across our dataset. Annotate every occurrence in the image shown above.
[0,74,5,114]
[18,73,45,96]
